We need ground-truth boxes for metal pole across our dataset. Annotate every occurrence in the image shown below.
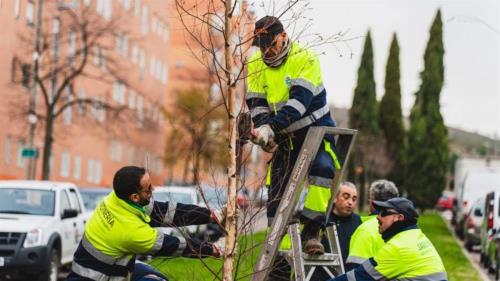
[26,0,44,179]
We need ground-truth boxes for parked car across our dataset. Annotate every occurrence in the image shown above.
[454,169,500,239]
[452,158,500,224]
[481,191,500,273]
[436,190,454,211]
[0,181,87,281]
[463,198,484,251]
[78,187,111,213]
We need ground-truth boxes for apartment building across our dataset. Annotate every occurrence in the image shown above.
[0,0,171,186]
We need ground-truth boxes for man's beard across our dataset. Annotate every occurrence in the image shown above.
[138,195,151,206]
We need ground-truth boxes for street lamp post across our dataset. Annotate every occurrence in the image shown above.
[26,0,44,179]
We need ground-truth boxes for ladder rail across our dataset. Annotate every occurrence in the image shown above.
[252,127,357,281]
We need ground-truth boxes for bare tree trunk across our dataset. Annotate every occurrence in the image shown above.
[182,157,190,184]
[42,114,54,180]
[193,137,201,184]
[223,0,237,279]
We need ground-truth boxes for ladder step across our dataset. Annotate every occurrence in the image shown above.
[279,251,342,265]
[303,253,340,261]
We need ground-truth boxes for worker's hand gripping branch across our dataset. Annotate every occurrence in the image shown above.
[251,124,277,152]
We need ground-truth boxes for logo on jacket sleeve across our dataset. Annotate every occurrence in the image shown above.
[285,76,292,88]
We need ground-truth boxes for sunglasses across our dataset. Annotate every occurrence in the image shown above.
[136,184,153,196]
[380,209,400,217]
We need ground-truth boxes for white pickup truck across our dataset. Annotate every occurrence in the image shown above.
[0,180,87,281]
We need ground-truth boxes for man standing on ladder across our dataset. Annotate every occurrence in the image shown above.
[247,15,339,258]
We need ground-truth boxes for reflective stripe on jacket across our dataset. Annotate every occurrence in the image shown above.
[331,228,447,281]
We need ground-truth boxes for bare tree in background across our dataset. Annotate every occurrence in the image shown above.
[163,87,227,184]
[10,3,137,180]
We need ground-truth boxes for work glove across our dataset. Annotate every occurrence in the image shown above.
[183,238,219,258]
[251,124,276,150]
[211,206,227,227]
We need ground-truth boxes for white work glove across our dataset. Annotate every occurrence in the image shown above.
[210,206,227,226]
[251,124,276,150]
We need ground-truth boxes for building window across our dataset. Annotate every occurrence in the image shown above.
[137,95,143,126]
[113,80,126,105]
[14,0,20,19]
[131,43,138,64]
[96,0,104,16]
[4,136,11,164]
[115,33,128,57]
[121,0,131,10]
[155,60,162,80]
[87,160,102,184]
[93,97,106,123]
[139,50,146,80]
[68,30,77,64]
[134,0,141,17]
[104,0,112,20]
[141,5,149,34]
[129,89,136,109]
[87,159,93,182]
[95,161,102,183]
[149,56,155,76]
[84,0,92,6]
[63,86,72,125]
[127,145,134,164]
[70,0,80,9]
[78,89,86,115]
[110,140,122,162]
[52,18,61,59]
[60,151,70,178]
[16,139,25,168]
[26,1,34,26]
[74,155,81,179]
[151,16,157,33]
[100,49,107,70]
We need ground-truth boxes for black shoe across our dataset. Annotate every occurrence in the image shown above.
[303,238,325,255]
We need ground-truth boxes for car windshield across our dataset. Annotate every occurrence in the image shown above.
[80,190,110,211]
[200,187,227,208]
[154,191,194,204]
[0,188,55,216]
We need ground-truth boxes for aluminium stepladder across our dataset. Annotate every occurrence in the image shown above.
[252,127,357,281]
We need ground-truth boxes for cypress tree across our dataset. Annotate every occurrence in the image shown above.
[349,30,379,210]
[407,10,448,209]
[379,33,406,189]
[350,30,379,136]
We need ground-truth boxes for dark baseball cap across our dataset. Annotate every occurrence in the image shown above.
[372,197,419,219]
[252,16,284,48]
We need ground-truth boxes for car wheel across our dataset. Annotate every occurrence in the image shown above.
[41,248,60,281]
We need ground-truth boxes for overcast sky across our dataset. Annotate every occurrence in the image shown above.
[252,0,500,137]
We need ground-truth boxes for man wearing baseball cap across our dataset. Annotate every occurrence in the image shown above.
[327,197,448,281]
[247,15,339,260]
